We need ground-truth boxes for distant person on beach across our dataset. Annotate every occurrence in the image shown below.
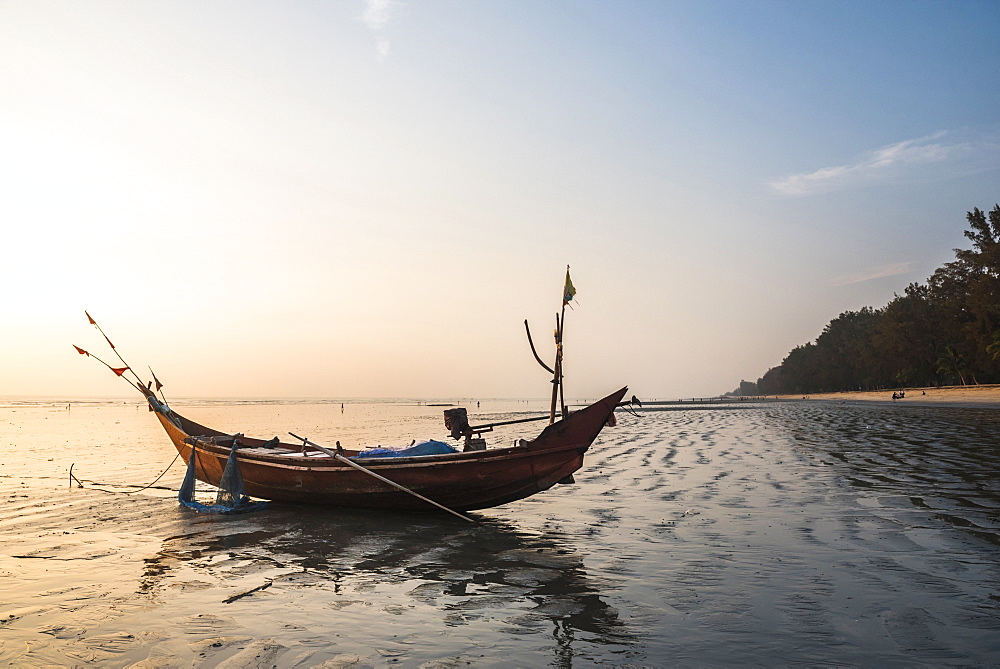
[892,392,899,400]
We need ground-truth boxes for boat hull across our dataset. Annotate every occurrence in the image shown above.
[154,387,627,512]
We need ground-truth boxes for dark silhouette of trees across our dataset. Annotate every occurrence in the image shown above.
[751,204,1000,395]
[729,379,759,396]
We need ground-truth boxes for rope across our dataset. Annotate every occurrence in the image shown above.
[71,451,183,495]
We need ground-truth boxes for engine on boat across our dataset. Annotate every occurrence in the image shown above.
[443,407,469,439]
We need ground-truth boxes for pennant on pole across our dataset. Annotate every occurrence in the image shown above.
[149,367,163,392]
[73,345,90,356]
[562,268,576,306]
[112,367,130,377]
[86,310,117,348]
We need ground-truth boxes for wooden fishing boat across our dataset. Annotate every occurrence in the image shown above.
[148,386,627,512]
[77,269,629,514]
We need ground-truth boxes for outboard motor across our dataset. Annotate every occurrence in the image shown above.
[444,408,486,451]
[443,407,470,439]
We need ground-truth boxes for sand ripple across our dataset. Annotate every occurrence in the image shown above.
[1,400,999,665]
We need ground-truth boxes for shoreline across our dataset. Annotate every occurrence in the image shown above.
[780,384,1000,408]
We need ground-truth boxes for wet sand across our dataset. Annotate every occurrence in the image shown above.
[2,398,999,666]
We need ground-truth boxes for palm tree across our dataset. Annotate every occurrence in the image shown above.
[936,346,968,385]
[987,330,1000,361]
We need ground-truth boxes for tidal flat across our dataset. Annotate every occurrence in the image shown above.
[1,398,998,667]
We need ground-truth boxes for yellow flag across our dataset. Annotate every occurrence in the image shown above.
[562,269,576,305]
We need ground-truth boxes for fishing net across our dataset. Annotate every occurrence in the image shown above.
[352,439,458,459]
[178,443,268,514]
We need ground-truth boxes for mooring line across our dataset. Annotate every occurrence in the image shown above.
[68,451,183,495]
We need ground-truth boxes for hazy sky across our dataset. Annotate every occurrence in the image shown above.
[2,0,998,400]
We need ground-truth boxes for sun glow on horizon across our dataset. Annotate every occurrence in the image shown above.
[2,1,997,399]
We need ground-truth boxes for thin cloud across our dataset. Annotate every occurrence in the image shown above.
[360,0,399,61]
[770,132,966,196]
[360,0,393,30]
[831,262,913,287]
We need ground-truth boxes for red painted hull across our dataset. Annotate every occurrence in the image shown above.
[153,387,627,511]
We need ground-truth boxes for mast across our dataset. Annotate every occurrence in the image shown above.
[525,267,575,425]
[549,310,563,424]
[549,266,574,424]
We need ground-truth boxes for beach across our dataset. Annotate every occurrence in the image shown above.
[2,396,999,666]
[787,384,1000,408]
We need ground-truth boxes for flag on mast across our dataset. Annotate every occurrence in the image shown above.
[562,268,576,306]
[149,367,164,392]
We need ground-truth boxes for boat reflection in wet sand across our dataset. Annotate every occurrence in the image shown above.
[138,509,635,663]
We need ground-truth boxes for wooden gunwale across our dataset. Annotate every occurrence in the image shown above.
[180,438,586,469]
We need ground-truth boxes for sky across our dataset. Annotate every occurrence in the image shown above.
[2,0,998,400]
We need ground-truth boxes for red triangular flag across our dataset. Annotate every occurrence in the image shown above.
[111,367,129,376]
[73,345,90,356]
[149,368,163,392]
[85,311,96,325]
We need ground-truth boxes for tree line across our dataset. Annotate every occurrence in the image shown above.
[732,204,1000,396]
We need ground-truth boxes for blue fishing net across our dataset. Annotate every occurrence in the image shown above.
[352,439,458,459]
[178,443,268,514]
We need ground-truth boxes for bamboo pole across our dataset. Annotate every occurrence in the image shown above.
[549,311,562,424]
[558,300,567,418]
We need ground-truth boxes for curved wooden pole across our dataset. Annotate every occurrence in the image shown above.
[524,320,555,374]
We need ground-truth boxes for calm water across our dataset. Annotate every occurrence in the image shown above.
[1,399,999,666]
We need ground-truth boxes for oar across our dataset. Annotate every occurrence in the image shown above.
[288,432,477,524]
